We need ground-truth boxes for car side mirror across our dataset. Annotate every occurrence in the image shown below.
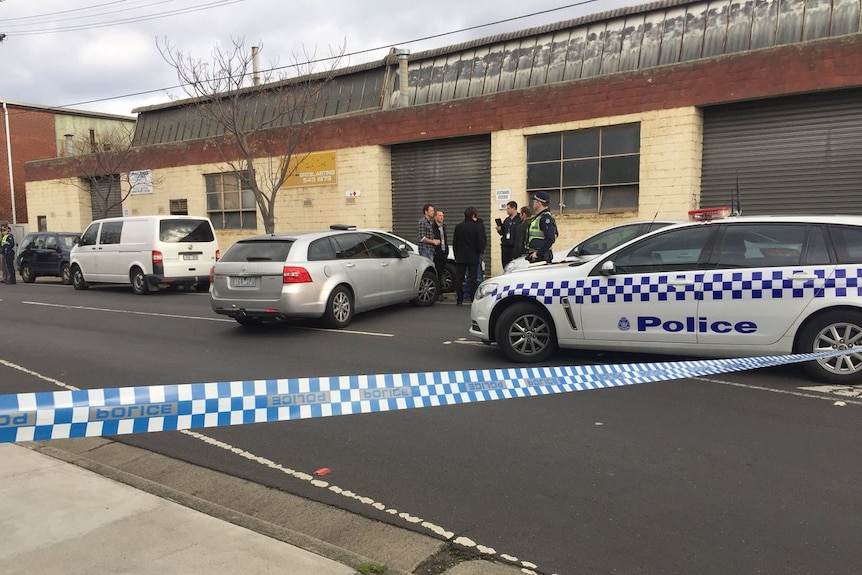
[397,245,410,258]
[600,260,616,276]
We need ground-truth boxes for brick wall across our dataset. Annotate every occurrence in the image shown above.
[0,106,57,224]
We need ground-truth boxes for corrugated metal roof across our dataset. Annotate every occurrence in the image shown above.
[133,0,862,146]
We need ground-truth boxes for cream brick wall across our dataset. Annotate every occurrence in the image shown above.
[25,178,93,233]
[26,147,395,250]
[488,107,702,275]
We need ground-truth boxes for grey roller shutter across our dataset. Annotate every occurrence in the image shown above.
[90,176,124,220]
[702,89,862,215]
[391,135,491,259]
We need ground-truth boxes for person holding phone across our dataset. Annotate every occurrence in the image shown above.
[495,200,519,268]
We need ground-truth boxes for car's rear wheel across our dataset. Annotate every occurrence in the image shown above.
[412,269,438,307]
[441,262,456,293]
[798,310,862,383]
[323,285,354,328]
[495,302,558,363]
[130,267,150,295]
[60,262,71,285]
[20,263,36,283]
[71,265,89,290]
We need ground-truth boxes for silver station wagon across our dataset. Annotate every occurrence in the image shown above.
[210,229,439,327]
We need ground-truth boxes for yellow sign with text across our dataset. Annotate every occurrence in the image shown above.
[281,151,337,188]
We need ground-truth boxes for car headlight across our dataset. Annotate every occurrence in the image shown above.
[475,282,498,301]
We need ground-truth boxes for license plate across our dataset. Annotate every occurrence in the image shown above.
[231,276,257,287]
[182,254,199,260]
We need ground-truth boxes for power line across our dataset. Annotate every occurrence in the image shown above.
[44,0,602,109]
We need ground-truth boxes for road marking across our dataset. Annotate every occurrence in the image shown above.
[21,301,394,337]
[695,376,862,406]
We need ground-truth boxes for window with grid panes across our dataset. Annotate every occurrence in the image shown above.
[526,123,640,213]
[205,173,257,230]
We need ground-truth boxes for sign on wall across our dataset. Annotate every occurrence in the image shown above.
[281,151,337,188]
[129,170,153,195]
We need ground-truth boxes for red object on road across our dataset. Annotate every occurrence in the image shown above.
[314,467,331,476]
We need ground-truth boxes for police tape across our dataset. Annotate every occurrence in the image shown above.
[0,350,849,443]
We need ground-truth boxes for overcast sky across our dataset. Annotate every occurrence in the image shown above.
[1,0,637,117]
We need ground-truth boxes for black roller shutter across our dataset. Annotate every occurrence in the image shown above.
[701,89,862,215]
[391,135,491,265]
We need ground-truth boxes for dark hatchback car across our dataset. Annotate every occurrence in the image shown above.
[17,231,80,284]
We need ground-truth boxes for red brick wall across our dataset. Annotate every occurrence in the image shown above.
[0,106,57,223]
[25,34,862,183]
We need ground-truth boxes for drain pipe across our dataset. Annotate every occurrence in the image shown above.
[2,102,15,224]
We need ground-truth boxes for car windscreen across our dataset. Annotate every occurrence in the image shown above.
[220,240,294,262]
[159,219,215,242]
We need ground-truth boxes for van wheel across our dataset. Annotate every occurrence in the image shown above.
[495,302,558,363]
[60,262,71,285]
[71,265,89,290]
[323,285,353,328]
[798,310,862,383]
[130,267,150,295]
[20,263,36,283]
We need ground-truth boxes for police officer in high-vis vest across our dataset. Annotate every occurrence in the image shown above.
[525,191,557,263]
[0,224,16,284]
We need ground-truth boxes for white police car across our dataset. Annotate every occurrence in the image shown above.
[469,210,862,383]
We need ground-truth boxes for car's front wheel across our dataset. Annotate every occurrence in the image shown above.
[20,263,36,283]
[71,265,89,290]
[441,262,456,293]
[495,302,558,363]
[798,310,862,383]
[412,269,438,307]
[323,285,354,328]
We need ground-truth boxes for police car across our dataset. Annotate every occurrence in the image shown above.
[469,210,862,383]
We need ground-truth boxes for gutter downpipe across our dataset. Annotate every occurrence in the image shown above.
[2,102,15,224]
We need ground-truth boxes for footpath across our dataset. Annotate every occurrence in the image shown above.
[1,438,523,575]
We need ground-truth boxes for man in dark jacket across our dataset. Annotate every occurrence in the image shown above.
[452,206,487,306]
[511,206,532,261]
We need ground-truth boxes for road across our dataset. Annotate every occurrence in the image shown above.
[2,280,861,575]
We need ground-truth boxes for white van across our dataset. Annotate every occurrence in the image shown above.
[70,215,219,295]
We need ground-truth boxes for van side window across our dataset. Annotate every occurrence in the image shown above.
[161,219,215,243]
[100,222,123,245]
[79,224,99,247]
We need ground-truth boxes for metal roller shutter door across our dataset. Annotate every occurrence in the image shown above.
[391,135,491,261]
[701,89,862,215]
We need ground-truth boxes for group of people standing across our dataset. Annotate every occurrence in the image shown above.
[418,203,486,306]
[417,192,557,306]
[497,191,557,268]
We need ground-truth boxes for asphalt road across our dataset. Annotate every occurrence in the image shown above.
[2,280,861,575]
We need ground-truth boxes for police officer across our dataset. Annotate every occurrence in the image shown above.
[0,224,16,284]
[525,191,557,263]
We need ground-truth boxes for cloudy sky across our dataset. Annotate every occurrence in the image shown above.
[1,0,636,117]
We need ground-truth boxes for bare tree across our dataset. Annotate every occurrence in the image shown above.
[63,125,151,220]
[157,36,344,234]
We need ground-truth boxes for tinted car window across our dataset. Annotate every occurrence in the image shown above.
[364,233,401,258]
[221,240,294,262]
[574,224,643,257]
[804,227,831,265]
[60,234,78,249]
[608,226,714,274]
[79,223,99,247]
[713,224,807,268]
[829,225,862,263]
[44,235,58,249]
[160,219,215,242]
[100,222,123,245]
[308,237,336,261]
[332,233,370,259]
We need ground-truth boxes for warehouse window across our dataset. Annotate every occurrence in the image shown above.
[169,199,188,215]
[526,123,640,213]
[205,173,257,230]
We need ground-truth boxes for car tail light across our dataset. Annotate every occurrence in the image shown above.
[152,250,163,264]
[215,249,220,261]
[283,266,312,283]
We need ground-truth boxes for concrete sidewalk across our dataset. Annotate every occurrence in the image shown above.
[0,441,524,575]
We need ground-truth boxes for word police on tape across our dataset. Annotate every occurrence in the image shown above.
[0,351,848,443]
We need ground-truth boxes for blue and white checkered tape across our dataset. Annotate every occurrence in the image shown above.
[0,351,849,443]
[495,266,862,304]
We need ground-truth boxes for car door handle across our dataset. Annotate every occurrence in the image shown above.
[344,263,355,268]
[669,278,694,286]
[380,262,389,267]
[790,273,818,281]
